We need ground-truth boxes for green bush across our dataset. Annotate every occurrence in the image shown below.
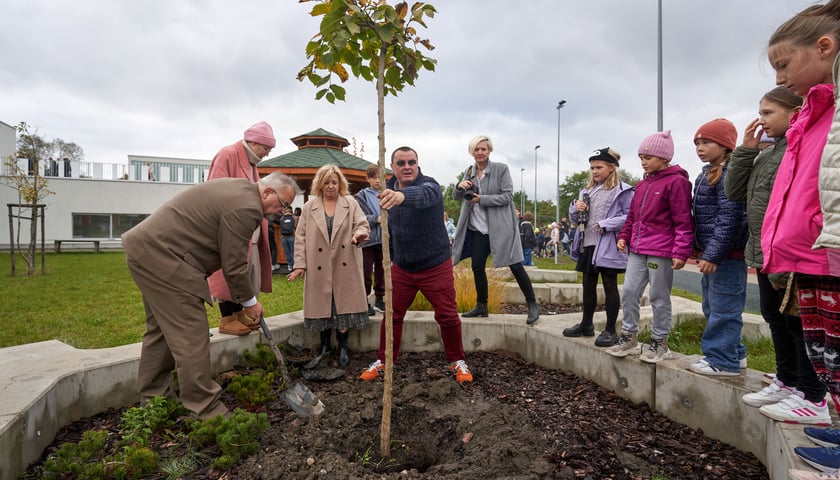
[120,396,186,447]
[187,408,269,469]
[227,370,277,406]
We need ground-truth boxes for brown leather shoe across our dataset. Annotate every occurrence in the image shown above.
[219,315,251,336]
[235,310,259,330]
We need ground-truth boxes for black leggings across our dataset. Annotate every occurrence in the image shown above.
[581,272,619,330]
[219,301,243,317]
[470,232,536,304]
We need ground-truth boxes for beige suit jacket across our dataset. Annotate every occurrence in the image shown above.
[122,178,263,304]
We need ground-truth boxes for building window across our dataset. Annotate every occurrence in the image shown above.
[72,213,149,239]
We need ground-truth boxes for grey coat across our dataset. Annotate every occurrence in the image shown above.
[452,160,524,267]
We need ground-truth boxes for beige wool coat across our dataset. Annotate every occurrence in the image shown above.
[294,195,370,319]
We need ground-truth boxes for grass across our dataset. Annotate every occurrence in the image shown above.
[0,252,302,349]
[0,252,776,373]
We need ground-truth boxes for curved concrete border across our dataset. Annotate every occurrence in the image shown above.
[0,301,811,480]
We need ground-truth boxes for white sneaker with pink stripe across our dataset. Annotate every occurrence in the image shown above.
[759,390,831,426]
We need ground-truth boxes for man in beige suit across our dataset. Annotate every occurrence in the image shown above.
[122,172,300,419]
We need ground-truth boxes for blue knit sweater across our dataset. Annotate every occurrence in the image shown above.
[386,169,451,272]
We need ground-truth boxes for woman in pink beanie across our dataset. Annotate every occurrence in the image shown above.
[206,121,284,336]
[607,130,694,363]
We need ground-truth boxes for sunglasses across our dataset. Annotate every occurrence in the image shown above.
[394,159,417,167]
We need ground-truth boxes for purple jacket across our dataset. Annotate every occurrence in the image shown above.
[618,165,694,260]
[569,182,634,269]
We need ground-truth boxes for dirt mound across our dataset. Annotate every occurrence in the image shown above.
[25,350,768,479]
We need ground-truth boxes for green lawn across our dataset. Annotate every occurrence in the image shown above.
[0,252,303,349]
[0,252,775,373]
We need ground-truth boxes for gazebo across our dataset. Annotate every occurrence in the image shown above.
[257,128,389,202]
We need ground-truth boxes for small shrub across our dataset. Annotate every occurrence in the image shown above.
[187,408,269,469]
[242,342,279,370]
[110,445,159,480]
[227,370,277,405]
[120,396,186,447]
[160,450,210,479]
[42,429,108,478]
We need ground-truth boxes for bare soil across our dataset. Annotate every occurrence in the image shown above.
[23,317,768,480]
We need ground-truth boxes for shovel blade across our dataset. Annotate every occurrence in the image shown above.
[284,382,325,416]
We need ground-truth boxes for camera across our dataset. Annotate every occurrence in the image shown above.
[464,191,476,201]
[578,193,590,226]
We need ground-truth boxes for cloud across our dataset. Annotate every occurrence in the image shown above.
[0,0,819,216]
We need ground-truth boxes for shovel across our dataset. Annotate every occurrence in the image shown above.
[258,316,325,416]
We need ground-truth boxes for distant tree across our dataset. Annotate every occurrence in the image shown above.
[2,122,61,275]
[441,182,461,222]
[49,138,84,165]
[557,170,590,222]
[298,0,438,457]
[619,168,641,186]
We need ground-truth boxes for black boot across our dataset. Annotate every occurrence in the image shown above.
[594,330,619,347]
[462,302,488,318]
[563,323,595,337]
[319,329,332,355]
[526,301,539,325]
[337,330,350,367]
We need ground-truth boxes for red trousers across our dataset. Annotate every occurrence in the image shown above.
[377,260,466,363]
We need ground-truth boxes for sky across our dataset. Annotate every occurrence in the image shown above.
[0,0,822,207]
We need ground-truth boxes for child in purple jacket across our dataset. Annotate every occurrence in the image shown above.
[564,148,634,347]
[606,131,694,363]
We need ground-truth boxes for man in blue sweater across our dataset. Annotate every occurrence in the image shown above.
[359,146,473,383]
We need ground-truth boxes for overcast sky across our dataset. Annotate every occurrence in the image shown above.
[0,0,820,207]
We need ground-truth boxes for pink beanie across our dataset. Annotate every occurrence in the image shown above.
[694,118,737,151]
[243,121,276,148]
[638,130,674,161]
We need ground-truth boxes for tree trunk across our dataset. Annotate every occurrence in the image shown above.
[377,46,394,459]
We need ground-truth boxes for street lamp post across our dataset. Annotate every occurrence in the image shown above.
[555,100,566,264]
[520,168,525,216]
[534,145,540,225]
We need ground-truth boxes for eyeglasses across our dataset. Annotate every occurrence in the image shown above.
[394,159,417,167]
[272,190,290,211]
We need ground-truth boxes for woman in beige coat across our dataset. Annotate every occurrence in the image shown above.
[288,164,370,366]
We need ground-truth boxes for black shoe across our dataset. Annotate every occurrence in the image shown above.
[375,297,385,312]
[562,323,595,337]
[462,303,488,318]
[526,301,539,325]
[368,304,375,316]
[594,330,619,347]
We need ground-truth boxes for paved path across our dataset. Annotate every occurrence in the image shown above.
[674,261,761,314]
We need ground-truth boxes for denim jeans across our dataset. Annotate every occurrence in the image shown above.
[522,248,534,266]
[700,257,747,372]
[281,236,295,269]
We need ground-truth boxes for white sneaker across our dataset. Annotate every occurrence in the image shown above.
[740,357,747,369]
[759,390,831,425]
[789,468,840,479]
[689,358,739,376]
[742,379,793,407]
